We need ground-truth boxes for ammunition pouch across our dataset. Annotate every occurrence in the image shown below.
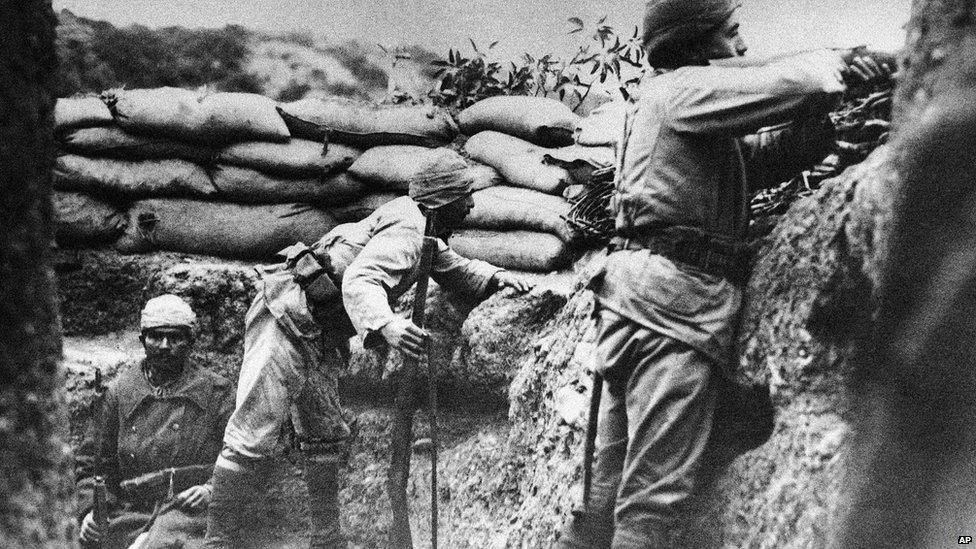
[610,226,751,283]
[280,242,341,304]
[278,242,356,343]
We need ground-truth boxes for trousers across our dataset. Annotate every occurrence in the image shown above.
[559,307,717,548]
[221,271,351,466]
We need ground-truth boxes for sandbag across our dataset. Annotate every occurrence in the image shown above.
[448,230,572,272]
[54,96,113,132]
[462,186,575,242]
[217,139,361,177]
[106,87,290,143]
[52,191,127,247]
[463,162,503,191]
[277,97,458,147]
[211,165,365,205]
[116,199,337,259]
[464,131,570,195]
[53,155,216,197]
[575,100,626,146]
[348,146,465,190]
[458,96,579,147]
[58,127,216,163]
[328,192,402,223]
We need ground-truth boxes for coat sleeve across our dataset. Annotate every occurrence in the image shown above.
[342,223,424,344]
[75,386,122,517]
[430,239,503,299]
[665,50,846,136]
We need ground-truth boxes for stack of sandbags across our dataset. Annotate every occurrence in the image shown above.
[274,96,472,224]
[452,96,591,271]
[449,185,575,271]
[52,88,465,259]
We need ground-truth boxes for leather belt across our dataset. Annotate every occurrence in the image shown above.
[608,227,749,282]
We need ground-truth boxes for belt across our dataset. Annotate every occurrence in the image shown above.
[609,227,749,282]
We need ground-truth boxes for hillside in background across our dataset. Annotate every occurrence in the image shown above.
[55,9,440,102]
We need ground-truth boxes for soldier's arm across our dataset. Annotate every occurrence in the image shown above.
[429,239,504,300]
[342,226,423,347]
[665,49,847,136]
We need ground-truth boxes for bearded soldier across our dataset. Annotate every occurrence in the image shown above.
[204,153,531,549]
[76,295,234,549]
[556,1,893,547]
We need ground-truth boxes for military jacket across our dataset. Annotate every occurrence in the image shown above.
[76,363,234,512]
[594,50,846,367]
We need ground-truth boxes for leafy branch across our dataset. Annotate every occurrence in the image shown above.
[429,16,647,112]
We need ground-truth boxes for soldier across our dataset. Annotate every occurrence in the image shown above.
[204,154,531,549]
[76,294,235,549]
[556,1,893,547]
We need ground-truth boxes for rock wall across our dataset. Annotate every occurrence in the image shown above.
[0,1,76,546]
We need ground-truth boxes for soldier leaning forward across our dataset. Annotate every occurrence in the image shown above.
[204,154,531,549]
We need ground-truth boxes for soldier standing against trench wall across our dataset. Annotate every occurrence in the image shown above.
[555,1,893,547]
[203,155,531,549]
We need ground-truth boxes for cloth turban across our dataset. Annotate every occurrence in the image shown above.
[141,294,197,330]
[408,150,471,210]
[642,0,739,60]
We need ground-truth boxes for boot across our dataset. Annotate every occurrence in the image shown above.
[204,463,265,549]
[303,456,346,549]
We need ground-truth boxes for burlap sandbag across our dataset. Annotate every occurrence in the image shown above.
[348,146,465,191]
[448,229,572,272]
[464,131,570,195]
[217,139,361,177]
[463,162,503,191]
[277,97,458,147]
[116,199,337,259]
[58,127,216,163]
[574,100,626,147]
[462,186,575,242]
[458,96,579,147]
[52,191,127,247]
[210,165,365,205]
[53,155,216,197]
[54,96,113,132]
[106,87,290,143]
[328,192,403,223]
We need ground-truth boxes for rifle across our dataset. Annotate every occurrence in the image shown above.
[582,373,603,507]
[83,369,109,549]
[85,475,108,549]
[388,212,440,549]
[119,464,213,505]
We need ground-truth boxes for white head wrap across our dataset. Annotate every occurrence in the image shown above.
[140,294,197,330]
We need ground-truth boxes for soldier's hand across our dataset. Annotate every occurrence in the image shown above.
[381,318,429,361]
[79,510,104,543]
[176,484,212,511]
[491,271,534,293]
[843,49,897,86]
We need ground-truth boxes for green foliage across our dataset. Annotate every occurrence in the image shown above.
[429,16,646,112]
